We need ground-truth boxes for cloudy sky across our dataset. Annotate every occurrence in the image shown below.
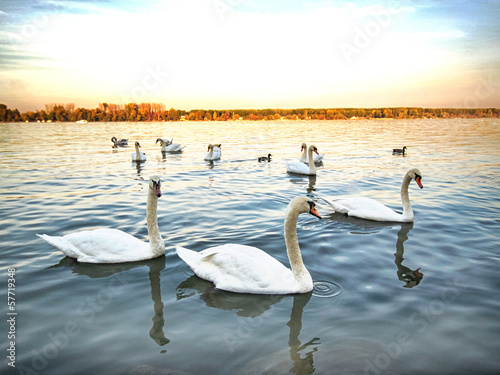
[1,0,499,111]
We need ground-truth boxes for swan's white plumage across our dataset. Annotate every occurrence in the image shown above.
[176,244,298,294]
[204,144,221,161]
[176,196,321,294]
[319,168,423,222]
[319,196,406,222]
[132,141,146,162]
[37,176,165,263]
[37,229,152,263]
[156,138,186,152]
[287,145,319,175]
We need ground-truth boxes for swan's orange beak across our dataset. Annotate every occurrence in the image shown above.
[415,176,423,189]
[309,205,322,219]
[314,148,319,155]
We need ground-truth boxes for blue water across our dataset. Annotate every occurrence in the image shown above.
[1,119,499,374]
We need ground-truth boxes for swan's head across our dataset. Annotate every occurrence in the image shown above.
[309,145,319,155]
[135,141,141,148]
[403,146,407,151]
[155,138,164,145]
[301,143,307,151]
[149,176,162,197]
[111,136,117,142]
[289,197,322,219]
[207,144,213,151]
[408,168,423,189]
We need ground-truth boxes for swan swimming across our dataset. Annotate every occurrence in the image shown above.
[286,145,319,175]
[37,176,165,263]
[300,143,324,163]
[111,137,128,147]
[319,168,423,222]
[176,196,321,294]
[204,144,221,161]
[132,141,147,162]
[156,138,186,152]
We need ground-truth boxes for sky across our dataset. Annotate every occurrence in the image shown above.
[1,0,499,112]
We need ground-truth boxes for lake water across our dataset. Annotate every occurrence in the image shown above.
[1,119,500,375]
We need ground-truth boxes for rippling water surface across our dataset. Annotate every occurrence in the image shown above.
[1,119,500,375]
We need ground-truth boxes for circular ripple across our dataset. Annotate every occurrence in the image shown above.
[312,281,342,298]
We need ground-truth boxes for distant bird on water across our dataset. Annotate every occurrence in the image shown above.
[111,137,128,147]
[258,154,272,162]
[393,146,407,155]
[132,141,147,162]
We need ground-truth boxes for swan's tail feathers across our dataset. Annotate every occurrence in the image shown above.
[175,246,200,266]
[316,194,337,213]
[36,234,81,259]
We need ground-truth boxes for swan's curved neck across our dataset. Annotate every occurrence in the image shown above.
[307,148,316,174]
[208,146,213,158]
[284,208,312,285]
[300,145,307,163]
[400,173,414,221]
[135,143,141,156]
[147,189,164,257]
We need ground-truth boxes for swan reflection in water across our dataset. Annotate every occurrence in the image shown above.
[394,223,423,288]
[48,256,169,346]
[320,212,423,288]
[177,277,320,374]
[288,174,317,195]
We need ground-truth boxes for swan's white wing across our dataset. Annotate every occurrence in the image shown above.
[176,244,297,294]
[314,153,324,162]
[38,228,150,263]
[212,147,221,159]
[286,161,312,175]
[204,147,221,160]
[131,152,146,161]
[165,144,186,152]
[303,153,324,163]
[326,196,404,222]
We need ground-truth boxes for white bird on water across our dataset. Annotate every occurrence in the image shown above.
[318,168,423,222]
[37,176,165,263]
[176,197,322,294]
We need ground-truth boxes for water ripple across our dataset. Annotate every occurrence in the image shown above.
[312,280,342,298]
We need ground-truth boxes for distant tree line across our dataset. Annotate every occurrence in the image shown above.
[1,103,499,123]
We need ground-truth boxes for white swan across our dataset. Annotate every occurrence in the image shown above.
[299,143,324,163]
[287,145,319,175]
[319,168,423,222]
[204,143,221,161]
[176,197,321,294]
[156,138,186,152]
[132,141,147,162]
[37,176,165,263]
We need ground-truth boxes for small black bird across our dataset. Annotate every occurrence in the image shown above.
[393,146,407,155]
[258,153,272,162]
